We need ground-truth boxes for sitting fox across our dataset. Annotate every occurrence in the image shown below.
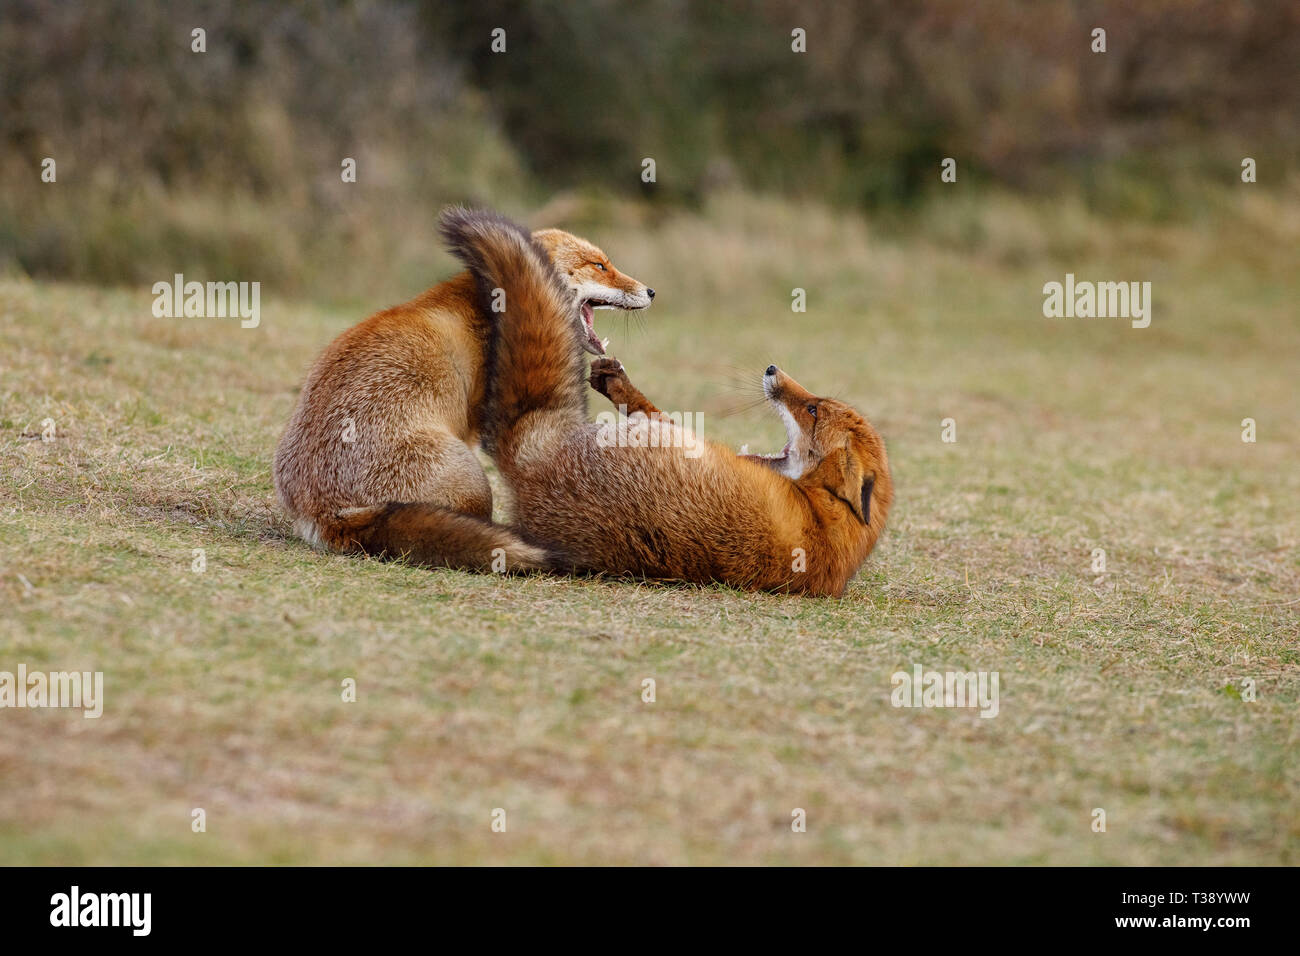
[443,208,893,597]
[272,223,653,570]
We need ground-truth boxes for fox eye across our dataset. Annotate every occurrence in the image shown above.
[806,403,818,418]
[594,262,607,271]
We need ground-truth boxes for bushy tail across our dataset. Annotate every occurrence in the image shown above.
[439,206,587,471]
[317,502,550,572]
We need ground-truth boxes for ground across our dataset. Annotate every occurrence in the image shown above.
[1,192,1296,864]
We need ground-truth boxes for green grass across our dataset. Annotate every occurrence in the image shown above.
[1,190,1297,864]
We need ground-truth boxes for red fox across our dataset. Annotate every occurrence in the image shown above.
[442,208,893,597]
[272,223,653,569]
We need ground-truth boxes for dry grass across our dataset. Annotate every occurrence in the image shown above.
[1,190,1297,864]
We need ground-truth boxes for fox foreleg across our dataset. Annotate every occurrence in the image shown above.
[588,357,670,421]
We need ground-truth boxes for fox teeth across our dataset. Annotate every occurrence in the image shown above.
[739,444,750,455]
[601,337,610,351]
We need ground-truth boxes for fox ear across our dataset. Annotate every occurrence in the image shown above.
[827,440,869,524]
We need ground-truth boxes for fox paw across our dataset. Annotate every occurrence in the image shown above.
[588,357,630,402]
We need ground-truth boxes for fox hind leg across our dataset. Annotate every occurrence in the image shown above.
[391,429,493,520]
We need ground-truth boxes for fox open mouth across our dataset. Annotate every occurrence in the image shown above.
[740,438,793,465]
[742,382,804,478]
[580,292,651,355]
[580,298,616,354]
[755,440,792,463]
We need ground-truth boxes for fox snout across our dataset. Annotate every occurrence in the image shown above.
[762,364,816,407]
[586,280,653,310]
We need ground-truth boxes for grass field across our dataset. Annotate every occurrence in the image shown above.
[1,190,1297,865]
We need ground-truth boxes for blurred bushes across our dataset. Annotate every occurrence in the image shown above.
[0,0,529,299]
[430,0,1299,204]
[1,0,1297,299]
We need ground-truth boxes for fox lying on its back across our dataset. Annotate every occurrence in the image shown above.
[443,208,893,596]
[272,221,653,570]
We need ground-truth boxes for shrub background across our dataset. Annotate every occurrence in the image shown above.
[3,0,1298,302]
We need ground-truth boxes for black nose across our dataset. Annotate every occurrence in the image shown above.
[765,365,777,376]
[646,288,655,299]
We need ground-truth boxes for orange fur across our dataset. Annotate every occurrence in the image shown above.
[272,213,652,570]
[443,209,893,596]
